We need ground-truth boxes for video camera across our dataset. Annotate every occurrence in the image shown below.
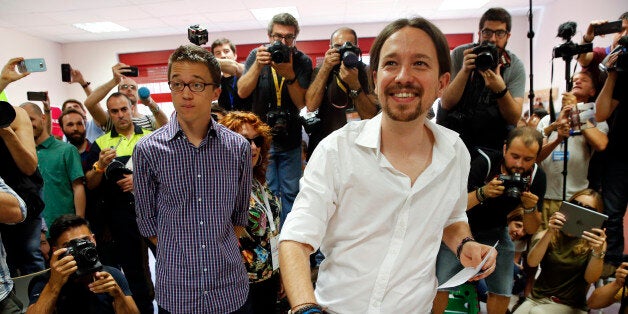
[188,24,208,46]
[0,101,16,128]
[497,173,529,199]
[61,238,103,278]
[552,21,592,60]
[267,41,292,64]
[600,35,628,73]
[337,41,362,68]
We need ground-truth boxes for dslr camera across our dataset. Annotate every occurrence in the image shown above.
[188,25,208,46]
[266,110,291,137]
[473,41,499,71]
[267,41,292,64]
[62,238,103,278]
[497,173,529,199]
[105,160,133,183]
[299,110,321,135]
[337,41,362,68]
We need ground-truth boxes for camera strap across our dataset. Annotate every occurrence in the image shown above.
[271,68,285,109]
[333,75,350,109]
[250,181,276,233]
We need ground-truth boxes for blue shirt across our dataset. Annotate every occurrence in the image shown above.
[133,114,252,313]
[0,177,27,301]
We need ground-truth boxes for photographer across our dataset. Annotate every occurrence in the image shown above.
[27,214,139,314]
[304,27,378,157]
[211,38,251,111]
[437,7,525,158]
[238,13,313,224]
[588,261,628,310]
[536,71,608,229]
[594,44,628,270]
[434,127,546,314]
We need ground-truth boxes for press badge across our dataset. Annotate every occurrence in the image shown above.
[552,150,569,161]
[270,235,279,271]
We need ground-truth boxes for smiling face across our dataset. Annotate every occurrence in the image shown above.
[373,26,449,123]
[169,61,220,126]
[508,220,525,241]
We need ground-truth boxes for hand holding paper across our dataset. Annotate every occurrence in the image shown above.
[438,241,498,289]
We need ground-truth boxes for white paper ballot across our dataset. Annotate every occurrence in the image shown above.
[437,241,499,289]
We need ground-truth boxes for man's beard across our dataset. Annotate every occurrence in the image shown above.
[65,132,85,146]
[381,83,425,122]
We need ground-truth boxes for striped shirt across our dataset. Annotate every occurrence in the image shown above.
[133,114,252,313]
[0,176,27,301]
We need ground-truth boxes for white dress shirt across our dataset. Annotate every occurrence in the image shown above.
[280,113,470,313]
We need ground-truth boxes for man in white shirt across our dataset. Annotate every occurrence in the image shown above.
[279,17,497,314]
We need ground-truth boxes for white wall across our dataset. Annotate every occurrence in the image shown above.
[1,0,625,113]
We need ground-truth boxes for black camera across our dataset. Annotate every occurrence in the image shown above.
[299,111,322,135]
[473,41,499,71]
[266,110,290,137]
[0,101,16,128]
[188,25,208,46]
[105,160,133,183]
[62,238,103,278]
[337,41,362,68]
[552,21,593,60]
[498,173,529,199]
[600,36,628,73]
[266,41,291,63]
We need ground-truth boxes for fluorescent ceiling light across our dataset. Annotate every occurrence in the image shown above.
[439,0,489,10]
[250,6,300,22]
[73,22,129,33]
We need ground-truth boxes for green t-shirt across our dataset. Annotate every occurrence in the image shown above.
[37,136,84,227]
[531,233,591,311]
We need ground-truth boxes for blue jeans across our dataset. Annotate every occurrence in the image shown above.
[0,213,45,276]
[602,157,628,266]
[266,146,302,226]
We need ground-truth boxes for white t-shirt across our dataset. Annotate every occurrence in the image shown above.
[280,113,470,313]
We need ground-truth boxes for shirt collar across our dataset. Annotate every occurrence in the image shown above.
[111,123,143,137]
[165,112,218,141]
[37,136,56,149]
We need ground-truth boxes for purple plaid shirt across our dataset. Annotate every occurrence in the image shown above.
[133,114,252,313]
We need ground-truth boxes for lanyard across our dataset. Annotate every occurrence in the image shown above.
[250,181,276,233]
[271,68,285,108]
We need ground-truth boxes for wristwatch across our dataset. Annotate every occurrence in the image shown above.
[348,88,362,99]
[92,162,104,173]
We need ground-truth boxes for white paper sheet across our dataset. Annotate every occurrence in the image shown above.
[437,241,499,289]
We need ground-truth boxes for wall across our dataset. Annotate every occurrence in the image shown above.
[1,0,625,113]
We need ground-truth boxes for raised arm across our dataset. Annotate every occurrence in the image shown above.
[441,48,473,110]
[306,48,338,112]
[595,70,620,122]
[237,47,265,99]
[84,63,129,127]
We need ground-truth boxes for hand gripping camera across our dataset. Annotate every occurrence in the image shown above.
[600,35,628,73]
[62,238,103,278]
[337,42,362,68]
[497,173,529,199]
[266,41,292,64]
[105,160,133,183]
[472,41,499,71]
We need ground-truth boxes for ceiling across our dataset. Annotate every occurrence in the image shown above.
[0,0,553,44]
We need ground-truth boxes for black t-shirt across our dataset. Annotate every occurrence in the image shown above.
[217,75,251,111]
[28,265,132,314]
[243,48,313,151]
[605,73,628,159]
[466,150,546,231]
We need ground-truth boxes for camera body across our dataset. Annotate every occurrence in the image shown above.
[266,41,292,64]
[299,110,322,134]
[266,110,291,136]
[599,36,628,73]
[337,42,362,68]
[188,25,208,46]
[473,41,499,71]
[498,173,529,199]
[105,160,133,183]
[62,238,103,278]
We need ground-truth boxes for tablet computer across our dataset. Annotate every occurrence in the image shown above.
[558,201,607,238]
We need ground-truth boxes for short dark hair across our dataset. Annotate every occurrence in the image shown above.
[106,92,132,108]
[49,214,91,247]
[61,99,85,112]
[505,126,543,156]
[267,13,300,37]
[620,12,628,21]
[331,27,358,46]
[479,7,512,32]
[168,45,221,86]
[211,38,236,55]
[58,108,85,128]
[368,17,451,91]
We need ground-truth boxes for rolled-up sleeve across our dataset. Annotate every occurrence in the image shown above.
[0,177,26,223]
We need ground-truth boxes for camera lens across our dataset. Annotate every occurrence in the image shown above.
[475,52,494,71]
[342,51,359,68]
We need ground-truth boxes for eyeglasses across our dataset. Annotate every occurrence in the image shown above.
[168,81,219,93]
[481,29,509,39]
[119,84,137,90]
[245,135,264,147]
[271,33,296,43]
[569,200,597,211]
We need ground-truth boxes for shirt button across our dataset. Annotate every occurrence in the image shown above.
[203,291,208,295]
[197,174,201,178]
[204,268,207,272]
[198,198,202,202]
[199,221,204,225]
[201,245,206,249]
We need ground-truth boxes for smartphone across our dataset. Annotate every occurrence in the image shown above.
[594,20,623,36]
[27,91,47,102]
[122,66,139,77]
[18,58,47,73]
[61,63,72,82]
